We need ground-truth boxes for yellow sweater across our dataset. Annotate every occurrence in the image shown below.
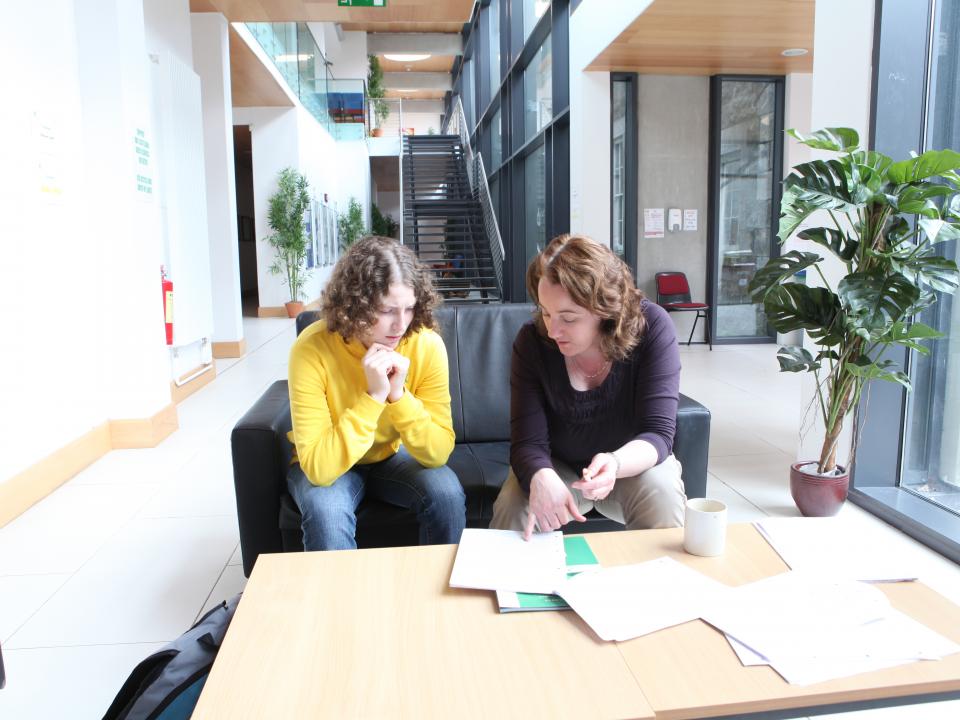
[287,319,455,486]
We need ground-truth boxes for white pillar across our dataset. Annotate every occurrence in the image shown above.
[74,0,173,421]
[192,13,244,345]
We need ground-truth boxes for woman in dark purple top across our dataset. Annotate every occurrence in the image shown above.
[491,234,686,539]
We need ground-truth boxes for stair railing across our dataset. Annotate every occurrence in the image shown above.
[442,97,505,299]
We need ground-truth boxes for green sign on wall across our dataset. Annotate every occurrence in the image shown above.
[338,0,387,6]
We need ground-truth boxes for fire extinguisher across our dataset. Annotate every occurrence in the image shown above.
[161,265,174,345]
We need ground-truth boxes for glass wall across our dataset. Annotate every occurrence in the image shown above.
[523,0,550,42]
[611,80,626,258]
[710,76,783,342]
[490,107,502,169]
[523,36,553,141]
[245,22,365,141]
[447,0,569,300]
[524,143,547,262]
[488,0,501,99]
[899,0,960,514]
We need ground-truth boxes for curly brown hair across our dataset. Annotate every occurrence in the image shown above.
[526,234,647,361]
[322,235,441,341]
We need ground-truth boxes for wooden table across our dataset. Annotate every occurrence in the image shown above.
[192,524,960,719]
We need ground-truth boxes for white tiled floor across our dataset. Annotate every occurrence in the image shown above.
[2,321,959,718]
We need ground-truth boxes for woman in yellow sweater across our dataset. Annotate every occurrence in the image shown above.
[287,236,465,550]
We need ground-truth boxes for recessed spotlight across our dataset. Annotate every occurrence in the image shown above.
[781,48,808,57]
[384,53,431,62]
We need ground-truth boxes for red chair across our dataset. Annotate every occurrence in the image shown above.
[656,272,712,350]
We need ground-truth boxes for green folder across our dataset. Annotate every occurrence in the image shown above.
[496,536,599,612]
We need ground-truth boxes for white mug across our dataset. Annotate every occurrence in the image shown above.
[683,498,727,557]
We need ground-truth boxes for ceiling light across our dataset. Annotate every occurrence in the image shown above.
[781,48,809,57]
[384,53,431,62]
[275,53,313,62]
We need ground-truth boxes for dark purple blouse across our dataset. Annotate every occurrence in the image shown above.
[510,299,681,492]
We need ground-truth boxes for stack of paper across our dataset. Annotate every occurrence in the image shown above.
[449,528,566,594]
[703,571,960,685]
[555,557,731,641]
[754,517,918,582]
[496,535,600,612]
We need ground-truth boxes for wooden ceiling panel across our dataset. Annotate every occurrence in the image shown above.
[188,0,473,25]
[229,25,295,107]
[587,0,814,76]
[378,55,456,73]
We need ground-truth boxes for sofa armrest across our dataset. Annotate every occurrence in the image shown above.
[231,380,291,577]
[674,393,711,499]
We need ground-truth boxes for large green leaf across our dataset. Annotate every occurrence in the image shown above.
[839,272,920,332]
[899,254,960,293]
[887,149,960,184]
[918,218,960,244]
[844,358,912,389]
[879,321,944,354]
[797,227,859,262]
[748,251,822,301]
[784,159,863,210]
[787,127,860,152]
[896,183,957,215]
[778,186,818,241]
[776,345,821,373]
[763,284,842,342]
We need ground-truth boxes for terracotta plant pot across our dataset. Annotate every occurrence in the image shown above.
[789,461,850,517]
[284,301,304,319]
[371,128,383,137]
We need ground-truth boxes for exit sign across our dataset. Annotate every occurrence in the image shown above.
[338,0,387,6]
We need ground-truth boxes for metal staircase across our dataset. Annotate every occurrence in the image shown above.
[401,107,504,303]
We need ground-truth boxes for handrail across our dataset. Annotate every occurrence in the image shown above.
[444,97,505,298]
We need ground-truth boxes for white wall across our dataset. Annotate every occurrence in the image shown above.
[143,0,194,69]
[569,0,653,243]
[312,24,369,83]
[192,13,243,345]
[796,0,875,465]
[0,0,175,486]
[234,105,370,308]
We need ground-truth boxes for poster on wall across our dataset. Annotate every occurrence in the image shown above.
[303,203,315,269]
[133,127,154,200]
[643,208,665,239]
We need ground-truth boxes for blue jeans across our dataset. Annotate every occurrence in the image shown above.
[287,447,466,551]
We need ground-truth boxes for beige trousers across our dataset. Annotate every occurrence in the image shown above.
[490,455,686,531]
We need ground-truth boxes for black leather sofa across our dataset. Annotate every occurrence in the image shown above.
[231,303,712,577]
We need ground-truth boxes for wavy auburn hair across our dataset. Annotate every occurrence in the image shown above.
[322,235,440,341]
[527,234,646,361]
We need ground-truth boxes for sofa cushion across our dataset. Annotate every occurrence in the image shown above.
[451,303,534,442]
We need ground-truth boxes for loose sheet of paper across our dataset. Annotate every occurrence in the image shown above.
[449,528,566,594]
[754,517,918,582]
[707,571,960,685]
[556,556,730,641]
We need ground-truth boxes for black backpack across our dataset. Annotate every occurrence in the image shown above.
[102,593,241,720]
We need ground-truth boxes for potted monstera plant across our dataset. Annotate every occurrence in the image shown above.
[265,167,312,318]
[749,127,960,516]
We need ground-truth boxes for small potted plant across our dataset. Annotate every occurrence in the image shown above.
[337,197,367,251]
[749,127,960,516]
[367,55,390,137]
[265,167,312,318]
[371,202,399,238]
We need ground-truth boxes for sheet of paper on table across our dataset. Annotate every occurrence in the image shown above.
[556,556,731,642]
[449,528,566,594]
[754,517,918,582]
[496,535,600,612]
[709,571,960,685]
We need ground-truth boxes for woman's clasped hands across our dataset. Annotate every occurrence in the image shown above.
[363,343,409,403]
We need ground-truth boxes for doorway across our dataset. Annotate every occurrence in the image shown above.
[233,125,258,317]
